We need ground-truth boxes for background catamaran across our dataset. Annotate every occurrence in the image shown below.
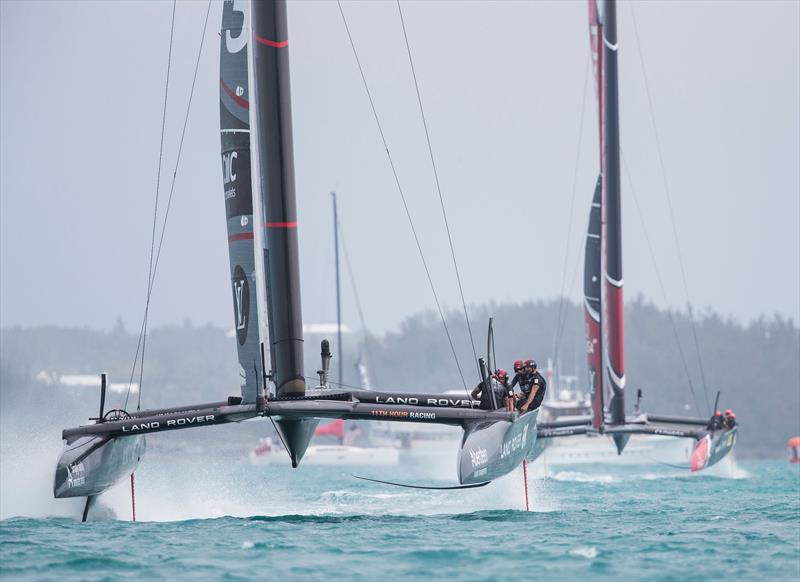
[530,0,737,469]
[53,0,736,520]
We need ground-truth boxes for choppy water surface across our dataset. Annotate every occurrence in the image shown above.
[1,454,798,581]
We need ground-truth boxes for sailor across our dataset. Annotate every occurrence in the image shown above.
[707,410,724,431]
[471,370,511,411]
[508,359,529,393]
[724,409,737,429]
[494,368,515,412]
[516,360,547,413]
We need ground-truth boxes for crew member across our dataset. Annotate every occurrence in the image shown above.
[471,370,510,411]
[724,409,736,429]
[494,369,515,412]
[517,359,546,413]
[707,410,724,431]
[509,359,529,393]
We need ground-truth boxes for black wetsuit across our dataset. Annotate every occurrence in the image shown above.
[516,371,546,412]
[707,415,724,431]
[475,378,507,411]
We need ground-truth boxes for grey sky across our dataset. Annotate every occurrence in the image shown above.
[1,0,798,336]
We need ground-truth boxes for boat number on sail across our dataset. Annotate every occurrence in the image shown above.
[121,414,216,433]
[232,265,249,345]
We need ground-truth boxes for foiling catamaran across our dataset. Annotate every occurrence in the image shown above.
[529,0,737,469]
[53,0,735,520]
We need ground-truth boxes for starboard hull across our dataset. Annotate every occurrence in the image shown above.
[54,435,145,498]
[458,409,539,484]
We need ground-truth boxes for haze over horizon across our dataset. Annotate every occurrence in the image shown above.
[1,1,798,335]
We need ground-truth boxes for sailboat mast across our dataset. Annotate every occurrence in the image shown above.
[250,0,305,397]
[332,191,343,390]
[601,0,626,429]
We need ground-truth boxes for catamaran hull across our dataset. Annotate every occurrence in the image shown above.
[458,409,539,484]
[54,435,145,498]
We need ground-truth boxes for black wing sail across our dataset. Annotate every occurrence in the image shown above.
[221,0,264,404]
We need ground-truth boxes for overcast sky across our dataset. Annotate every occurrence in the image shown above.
[1,0,798,336]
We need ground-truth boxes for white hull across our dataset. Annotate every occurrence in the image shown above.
[536,433,694,466]
[250,445,400,467]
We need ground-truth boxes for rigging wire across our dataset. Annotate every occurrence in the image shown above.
[338,219,380,388]
[124,0,213,411]
[629,4,711,413]
[396,0,480,376]
[621,151,703,414]
[552,53,591,374]
[336,0,468,392]
[125,0,177,411]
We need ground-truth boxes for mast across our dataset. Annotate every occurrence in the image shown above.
[250,0,317,465]
[589,0,627,452]
[220,0,264,404]
[332,191,343,390]
[601,0,626,430]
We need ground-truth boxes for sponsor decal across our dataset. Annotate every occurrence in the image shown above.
[241,216,248,227]
[426,397,473,408]
[375,395,418,406]
[223,152,238,200]
[410,411,435,420]
[654,428,685,437]
[501,423,530,459]
[232,265,249,345]
[373,395,474,408]
[121,415,215,433]
[67,462,85,488]
[469,447,488,468]
[370,409,409,419]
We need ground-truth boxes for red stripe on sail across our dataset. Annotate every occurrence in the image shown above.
[228,232,254,242]
[220,78,249,110]
[265,221,297,228]
[255,35,288,48]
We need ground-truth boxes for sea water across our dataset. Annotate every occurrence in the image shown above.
[1,443,798,581]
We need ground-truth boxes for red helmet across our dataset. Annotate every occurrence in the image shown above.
[495,369,508,380]
[724,409,733,416]
[715,410,722,416]
[513,359,523,371]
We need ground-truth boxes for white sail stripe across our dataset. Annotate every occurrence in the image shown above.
[606,364,626,388]
[603,35,619,52]
[586,233,600,239]
[605,272,623,287]
[221,129,250,134]
[584,297,600,322]
[591,202,601,208]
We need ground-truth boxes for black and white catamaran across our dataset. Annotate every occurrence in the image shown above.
[53,0,736,520]
[54,0,538,519]
[531,0,738,470]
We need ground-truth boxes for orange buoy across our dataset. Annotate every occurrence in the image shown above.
[788,437,800,464]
